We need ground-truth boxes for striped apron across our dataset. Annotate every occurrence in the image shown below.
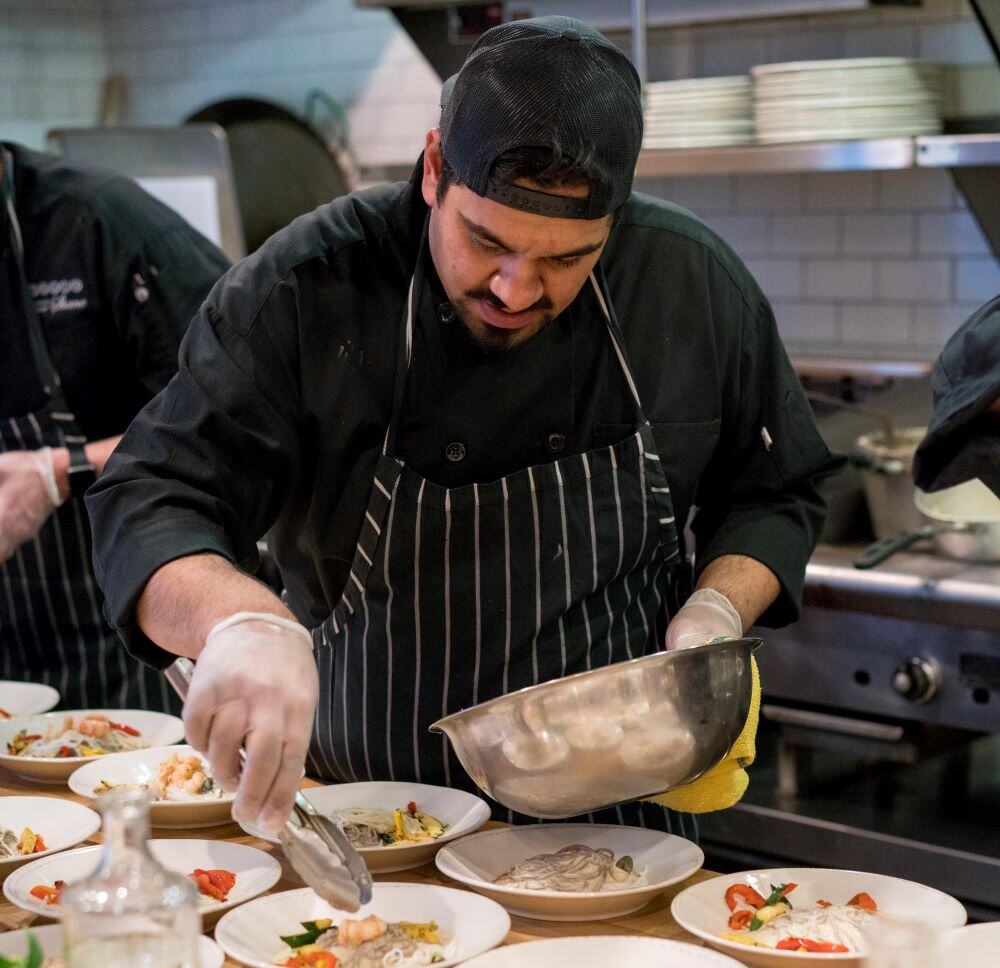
[306,254,696,839]
[0,150,177,713]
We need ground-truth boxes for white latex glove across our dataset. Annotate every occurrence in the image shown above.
[665,588,743,651]
[184,611,318,835]
[0,448,63,563]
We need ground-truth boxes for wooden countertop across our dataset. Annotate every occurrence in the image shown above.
[0,768,717,964]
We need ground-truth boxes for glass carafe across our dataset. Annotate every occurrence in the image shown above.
[61,788,200,968]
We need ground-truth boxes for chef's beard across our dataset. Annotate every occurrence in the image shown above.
[453,288,555,353]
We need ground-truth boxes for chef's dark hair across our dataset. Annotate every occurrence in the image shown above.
[436,144,602,208]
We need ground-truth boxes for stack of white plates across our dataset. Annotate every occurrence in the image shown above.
[643,75,754,149]
[752,57,942,144]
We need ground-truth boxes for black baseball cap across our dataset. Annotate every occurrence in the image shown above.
[913,294,1000,497]
[439,16,643,220]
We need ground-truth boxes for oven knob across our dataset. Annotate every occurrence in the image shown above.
[892,658,939,704]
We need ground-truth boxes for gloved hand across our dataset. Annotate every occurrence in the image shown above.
[183,611,318,835]
[0,448,64,563]
[665,587,743,651]
[647,656,760,814]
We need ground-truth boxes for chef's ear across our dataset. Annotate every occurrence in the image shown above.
[422,129,444,209]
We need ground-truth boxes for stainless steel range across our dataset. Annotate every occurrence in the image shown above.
[700,544,1000,921]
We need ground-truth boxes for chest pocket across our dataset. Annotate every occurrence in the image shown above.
[594,419,720,524]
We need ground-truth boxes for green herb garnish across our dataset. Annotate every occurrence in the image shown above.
[280,919,335,949]
[0,931,45,968]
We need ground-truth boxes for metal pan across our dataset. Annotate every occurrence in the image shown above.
[855,477,1000,568]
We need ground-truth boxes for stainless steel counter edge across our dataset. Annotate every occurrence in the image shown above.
[802,544,1000,631]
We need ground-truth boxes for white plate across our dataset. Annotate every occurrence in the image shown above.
[942,922,1000,964]
[751,57,934,77]
[0,923,225,967]
[4,838,282,919]
[0,709,185,783]
[756,123,943,143]
[68,745,234,829]
[754,103,939,119]
[642,134,757,149]
[645,121,754,134]
[671,867,967,968]
[241,781,491,873]
[0,797,100,874]
[754,93,937,111]
[647,75,751,93]
[215,883,510,968]
[462,936,744,967]
[0,681,60,718]
[434,823,704,922]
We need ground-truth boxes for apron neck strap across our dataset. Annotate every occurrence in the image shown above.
[2,146,86,445]
[587,267,645,416]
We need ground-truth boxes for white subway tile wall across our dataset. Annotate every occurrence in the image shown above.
[630,0,999,360]
[1,0,997,359]
[0,0,106,147]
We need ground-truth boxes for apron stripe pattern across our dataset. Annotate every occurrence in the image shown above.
[0,147,177,713]
[306,246,694,837]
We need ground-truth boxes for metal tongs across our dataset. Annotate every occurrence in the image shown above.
[165,657,373,911]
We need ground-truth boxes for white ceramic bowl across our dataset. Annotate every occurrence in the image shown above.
[0,681,60,718]
[671,867,967,968]
[0,923,225,967]
[68,745,234,829]
[215,883,510,968]
[435,822,704,921]
[942,922,1000,964]
[241,780,491,873]
[0,797,101,875]
[0,709,185,783]
[4,838,281,920]
[461,935,744,967]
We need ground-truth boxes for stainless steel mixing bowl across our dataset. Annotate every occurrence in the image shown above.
[430,637,761,819]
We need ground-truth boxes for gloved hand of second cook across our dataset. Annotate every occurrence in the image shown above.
[665,587,743,651]
[183,611,318,835]
[0,448,64,563]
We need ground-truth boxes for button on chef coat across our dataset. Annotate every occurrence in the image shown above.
[87,156,844,668]
[392,260,630,488]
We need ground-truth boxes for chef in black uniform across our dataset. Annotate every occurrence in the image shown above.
[914,294,1000,497]
[0,142,228,710]
[88,18,842,835]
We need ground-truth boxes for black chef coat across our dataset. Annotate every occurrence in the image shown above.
[87,158,843,667]
[1,142,230,439]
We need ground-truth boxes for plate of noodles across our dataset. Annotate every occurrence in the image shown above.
[434,823,704,921]
[0,710,184,782]
[241,781,491,873]
[0,797,100,875]
[215,883,510,968]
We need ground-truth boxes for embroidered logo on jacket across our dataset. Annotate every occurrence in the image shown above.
[31,278,88,314]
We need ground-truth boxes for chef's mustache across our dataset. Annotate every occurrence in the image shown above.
[465,288,553,314]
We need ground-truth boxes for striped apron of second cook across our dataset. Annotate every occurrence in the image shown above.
[0,147,177,712]
[306,252,697,839]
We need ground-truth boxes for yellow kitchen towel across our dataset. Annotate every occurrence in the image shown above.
[645,656,760,814]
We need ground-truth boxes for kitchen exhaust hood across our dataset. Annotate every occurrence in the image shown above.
[364,1,922,79]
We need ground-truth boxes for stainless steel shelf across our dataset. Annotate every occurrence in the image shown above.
[916,132,1000,167]
[634,132,1000,179]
